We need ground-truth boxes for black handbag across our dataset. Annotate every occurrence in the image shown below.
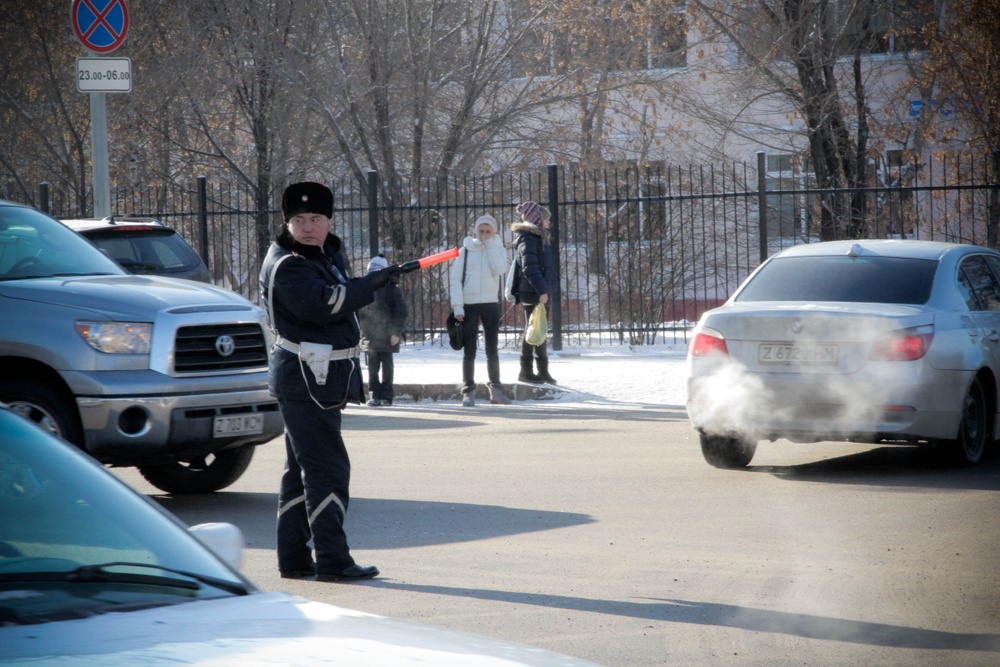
[446,250,468,350]
[446,311,463,350]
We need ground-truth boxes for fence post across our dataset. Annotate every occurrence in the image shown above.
[38,182,50,215]
[197,176,209,263]
[756,151,768,263]
[547,163,562,351]
[367,170,379,258]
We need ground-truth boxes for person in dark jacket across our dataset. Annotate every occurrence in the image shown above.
[258,181,401,582]
[359,254,408,406]
[509,201,557,385]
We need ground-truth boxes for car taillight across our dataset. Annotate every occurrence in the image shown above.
[869,327,933,361]
[689,331,728,357]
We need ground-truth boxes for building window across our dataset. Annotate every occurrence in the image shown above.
[764,153,815,242]
[735,0,935,64]
[835,0,935,56]
[507,1,687,77]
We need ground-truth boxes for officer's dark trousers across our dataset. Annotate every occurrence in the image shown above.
[276,398,354,574]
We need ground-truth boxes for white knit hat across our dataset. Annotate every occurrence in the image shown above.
[367,255,388,271]
[474,214,498,233]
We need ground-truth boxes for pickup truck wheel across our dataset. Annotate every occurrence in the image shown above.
[700,432,756,468]
[0,379,83,446]
[137,445,256,494]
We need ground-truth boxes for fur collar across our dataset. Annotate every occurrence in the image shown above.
[511,221,543,236]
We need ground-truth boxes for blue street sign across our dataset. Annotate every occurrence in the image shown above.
[71,0,129,54]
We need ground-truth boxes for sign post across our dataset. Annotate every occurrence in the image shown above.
[71,0,130,218]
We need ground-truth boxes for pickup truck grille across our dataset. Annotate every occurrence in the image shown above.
[174,323,268,372]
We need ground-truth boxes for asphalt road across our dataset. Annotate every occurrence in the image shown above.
[114,401,1000,666]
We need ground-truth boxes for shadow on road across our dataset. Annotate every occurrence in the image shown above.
[748,445,1000,491]
[366,582,1000,652]
[151,494,592,553]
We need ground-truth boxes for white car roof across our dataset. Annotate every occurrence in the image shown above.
[771,239,980,261]
[61,217,164,231]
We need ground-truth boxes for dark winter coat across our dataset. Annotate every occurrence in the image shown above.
[510,221,555,306]
[258,227,375,404]
[359,280,408,353]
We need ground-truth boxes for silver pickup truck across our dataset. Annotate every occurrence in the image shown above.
[0,200,283,494]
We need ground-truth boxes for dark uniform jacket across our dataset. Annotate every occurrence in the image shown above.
[259,228,375,405]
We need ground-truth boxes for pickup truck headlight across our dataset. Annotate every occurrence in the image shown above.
[76,321,152,354]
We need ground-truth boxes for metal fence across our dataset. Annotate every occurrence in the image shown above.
[29,152,999,348]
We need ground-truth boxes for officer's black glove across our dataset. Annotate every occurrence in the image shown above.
[366,264,403,290]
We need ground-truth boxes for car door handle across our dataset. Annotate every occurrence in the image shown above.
[990,330,1000,343]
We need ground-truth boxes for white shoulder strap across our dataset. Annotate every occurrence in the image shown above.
[266,253,295,337]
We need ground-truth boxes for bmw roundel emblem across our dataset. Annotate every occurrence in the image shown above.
[790,319,803,334]
[215,335,236,357]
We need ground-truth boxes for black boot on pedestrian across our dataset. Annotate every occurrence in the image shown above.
[536,359,557,385]
[517,361,542,384]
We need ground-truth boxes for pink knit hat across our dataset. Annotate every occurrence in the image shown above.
[516,201,542,224]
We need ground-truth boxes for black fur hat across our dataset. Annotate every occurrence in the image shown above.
[282,182,333,221]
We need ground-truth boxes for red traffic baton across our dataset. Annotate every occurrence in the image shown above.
[399,246,460,273]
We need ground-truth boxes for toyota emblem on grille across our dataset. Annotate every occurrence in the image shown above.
[215,335,236,357]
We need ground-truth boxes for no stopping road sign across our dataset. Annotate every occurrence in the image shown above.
[71,0,130,54]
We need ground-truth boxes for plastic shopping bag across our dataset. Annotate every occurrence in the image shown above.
[525,306,547,346]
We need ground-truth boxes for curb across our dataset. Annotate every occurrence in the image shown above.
[371,383,564,403]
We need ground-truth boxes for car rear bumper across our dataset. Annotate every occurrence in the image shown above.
[687,362,970,443]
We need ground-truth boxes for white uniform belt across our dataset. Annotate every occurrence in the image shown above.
[277,338,361,360]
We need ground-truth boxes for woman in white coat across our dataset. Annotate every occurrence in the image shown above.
[449,214,510,406]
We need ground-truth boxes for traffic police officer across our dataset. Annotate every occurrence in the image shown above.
[259,181,400,581]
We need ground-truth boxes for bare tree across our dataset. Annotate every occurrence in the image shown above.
[296,0,583,256]
[914,0,1000,247]
[686,0,915,240]
[0,1,93,214]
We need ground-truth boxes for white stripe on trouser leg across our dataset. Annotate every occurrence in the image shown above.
[277,494,306,518]
[309,492,346,526]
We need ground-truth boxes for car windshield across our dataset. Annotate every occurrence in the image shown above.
[734,255,938,305]
[0,409,249,624]
[83,228,203,276]
[0,207,123,281]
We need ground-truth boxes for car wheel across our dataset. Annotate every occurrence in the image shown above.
[700,433,757,468]
[0,379,83,446]
[138,445,256,494]
[944,377,988,466]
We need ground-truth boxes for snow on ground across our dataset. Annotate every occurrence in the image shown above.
[389,342,689,407]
